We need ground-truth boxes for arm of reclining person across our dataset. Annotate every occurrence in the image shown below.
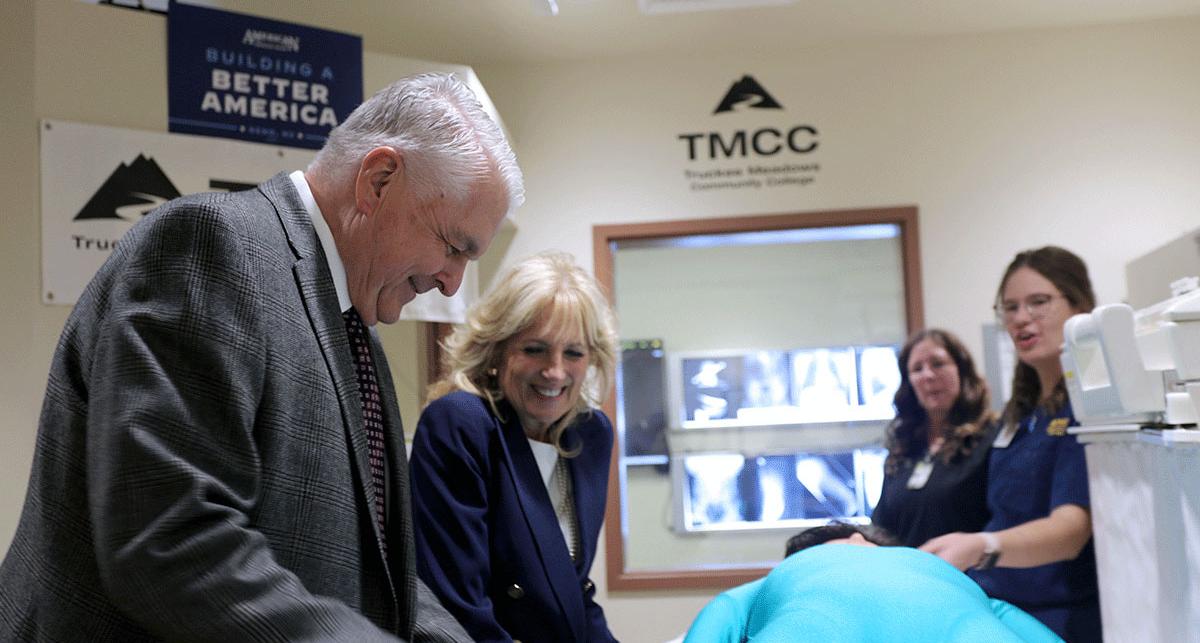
[683,579,763,643]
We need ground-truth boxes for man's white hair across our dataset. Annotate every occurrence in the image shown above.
[309,73,523,214]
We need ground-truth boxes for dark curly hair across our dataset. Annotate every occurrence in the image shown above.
[785,521,899,557]
[885,328,993,475]
[995,246,1095,430]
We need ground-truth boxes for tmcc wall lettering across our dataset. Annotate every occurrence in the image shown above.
[678,126,818,161]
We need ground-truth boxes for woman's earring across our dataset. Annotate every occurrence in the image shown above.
[486,367,498,378]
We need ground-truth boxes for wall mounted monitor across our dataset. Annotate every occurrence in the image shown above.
[618,339,668,460]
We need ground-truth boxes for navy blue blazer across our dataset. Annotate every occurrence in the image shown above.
[410,391,618,642]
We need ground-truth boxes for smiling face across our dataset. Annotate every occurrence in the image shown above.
[344,150,509,326]
[906,338,962,423]
[1000,266,1077,372]
[499,309,591,440]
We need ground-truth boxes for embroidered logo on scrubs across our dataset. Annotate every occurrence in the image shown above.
[1046,417,1070,436]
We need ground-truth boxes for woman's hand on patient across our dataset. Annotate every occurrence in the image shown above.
[920,532,986,571]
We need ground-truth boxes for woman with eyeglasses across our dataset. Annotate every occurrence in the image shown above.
[870,329,997,548]
[921,246,1100,642]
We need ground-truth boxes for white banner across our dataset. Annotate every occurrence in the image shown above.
[40,119,475,322]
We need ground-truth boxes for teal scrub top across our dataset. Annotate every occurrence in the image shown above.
[684,544,1062,643]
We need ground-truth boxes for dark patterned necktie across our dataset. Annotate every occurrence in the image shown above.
[343,307,387,552]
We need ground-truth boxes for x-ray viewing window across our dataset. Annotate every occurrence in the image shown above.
[595,206,921,589]
[675,345,902,428]
[676,448,887,532]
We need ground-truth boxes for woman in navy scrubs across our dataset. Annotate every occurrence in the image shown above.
[409,251,619,643]
[871,329,997,548]
[922,246,1100,642]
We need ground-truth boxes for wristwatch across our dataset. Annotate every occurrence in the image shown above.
[974,532,1001,570]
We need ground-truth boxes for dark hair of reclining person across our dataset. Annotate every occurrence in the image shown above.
[784,521,900,557]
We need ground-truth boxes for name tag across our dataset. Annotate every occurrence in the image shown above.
[993,422,1018,449]
[907,459,935,489]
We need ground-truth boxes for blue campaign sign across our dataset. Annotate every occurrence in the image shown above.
[168,1,362,150]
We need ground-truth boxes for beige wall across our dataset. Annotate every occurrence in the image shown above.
[5,3,1200,641]
[0,0,42,573]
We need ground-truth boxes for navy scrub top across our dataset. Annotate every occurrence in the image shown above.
[969,400,1100,642]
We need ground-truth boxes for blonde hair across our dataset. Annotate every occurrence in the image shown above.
[428,251,618,455]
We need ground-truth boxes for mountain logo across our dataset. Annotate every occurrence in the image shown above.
[713,75,783,114]
[74,154,181,221]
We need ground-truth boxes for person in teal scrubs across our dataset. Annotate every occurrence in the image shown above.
[684,523,1061,643]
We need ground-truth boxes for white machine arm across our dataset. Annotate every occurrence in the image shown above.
[1062,279,1200,427]
[1062,304,1163,425]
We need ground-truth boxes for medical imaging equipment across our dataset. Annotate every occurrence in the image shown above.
[665,345,899,532]
[1061,276,1200,431]
[1059,275,1200,642]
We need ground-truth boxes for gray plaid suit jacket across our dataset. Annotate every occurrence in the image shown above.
[0,173,467,642]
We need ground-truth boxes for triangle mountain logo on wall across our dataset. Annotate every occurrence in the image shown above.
[713,75,783,114]
[74,154,182,221]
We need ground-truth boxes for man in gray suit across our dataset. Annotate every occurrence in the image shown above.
[0,72,522,641]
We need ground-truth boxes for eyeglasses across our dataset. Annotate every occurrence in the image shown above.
[994,293,1065,324]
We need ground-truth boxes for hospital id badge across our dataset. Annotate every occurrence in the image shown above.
[907,459,934,489]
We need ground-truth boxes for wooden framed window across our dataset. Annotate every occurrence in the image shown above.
[593,206,922,590]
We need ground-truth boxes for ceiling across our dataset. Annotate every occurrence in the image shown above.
[211,0,1200,66]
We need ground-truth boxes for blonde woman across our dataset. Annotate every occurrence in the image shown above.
[409,251,619,643]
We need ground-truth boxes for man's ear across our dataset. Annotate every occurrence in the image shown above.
[354,146,404,215]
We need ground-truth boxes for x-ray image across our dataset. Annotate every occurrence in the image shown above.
[793,455,859,517]
[742,351,791,409]
[672,344,897,532]
[676,344,900,428]
[681,357,744,422]
[857,345,902,409]
[748,453,858,521]
[681,453,747,526]
[679,448,886,531]
[790,348,857,416]
[681,351,794,424]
